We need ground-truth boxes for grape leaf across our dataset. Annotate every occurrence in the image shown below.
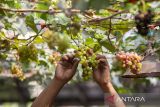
[100,40,116,53]
[25,15,38,33]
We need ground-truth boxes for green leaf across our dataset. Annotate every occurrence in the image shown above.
[0,53,8,60]
[38,60,49,68]
[126,36,138,42]
[25,15,38,33]
[85,38,97,48]
[36,3,49,10]
[136,44,147,53]
[34,36,45,44]
[100,40,116,53]
[85,38,94,45]
[54,13,71,25]
[35,3,49,20]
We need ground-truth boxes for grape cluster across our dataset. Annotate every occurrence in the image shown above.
[43,29,70,52]
[18,44,38,64]
[135,10,154,36]
[11,64,25,81]
[48,51,61,66]
[48,47,98,81]
[116,51,143,74]
[74,46,97,80]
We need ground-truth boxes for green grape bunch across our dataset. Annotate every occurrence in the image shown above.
[11,64,25,81]
[18,44,38,64]
[116,51,143,74]
[42,29,70,53]
[48,51,61,66]
[74,46,97,80]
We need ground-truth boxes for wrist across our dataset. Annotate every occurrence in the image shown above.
[99,81,113,93]
[52,77,67,87]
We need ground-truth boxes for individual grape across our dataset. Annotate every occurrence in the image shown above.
[39,21,46,29]
[81,60,88,68]
[127,61,132,66]
[116,51,143,74]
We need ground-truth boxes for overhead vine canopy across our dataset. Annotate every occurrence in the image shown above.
[0,0,160,83]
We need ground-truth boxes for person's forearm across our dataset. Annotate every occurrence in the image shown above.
[32,78,65,107]
[101,82,126,107]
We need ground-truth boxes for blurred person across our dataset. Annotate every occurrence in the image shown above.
[32,54,126,107]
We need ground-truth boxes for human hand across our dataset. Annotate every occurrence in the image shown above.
[93,55,111,90]
[55,54,80,84]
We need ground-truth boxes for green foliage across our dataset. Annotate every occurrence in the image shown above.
[0,39,10,52]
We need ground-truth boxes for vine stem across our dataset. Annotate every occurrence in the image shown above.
[0,7,80,14]
[141,0,146,12]
[1,6,160,22]
[71,35,79,47]
[107,18,112,45]
[0,7,129,23]
[26,28,43,46]
[88,10,128,23]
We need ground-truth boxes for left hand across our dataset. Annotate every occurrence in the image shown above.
[55,54,80,83]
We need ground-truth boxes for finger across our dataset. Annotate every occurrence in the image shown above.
[58,60,71,68]
[72,58,80,70]
[66,54,74,62]
[98,59,108,66]
[61,55,69,61]
[96,54,107,60]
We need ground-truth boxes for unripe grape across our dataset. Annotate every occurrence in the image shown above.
[128,61,132,66]
[133,60,137,64]
[137,63,142,69]
[40,22,46,29]
[122,64,126,68]
[131,65,135,69]
[82,61,88,68]
[86,49,93,56]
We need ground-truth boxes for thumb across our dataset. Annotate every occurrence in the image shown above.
[72,58,80,70]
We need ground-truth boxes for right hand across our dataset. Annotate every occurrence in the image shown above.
[93,55,111,90]
[55,54,79,84]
